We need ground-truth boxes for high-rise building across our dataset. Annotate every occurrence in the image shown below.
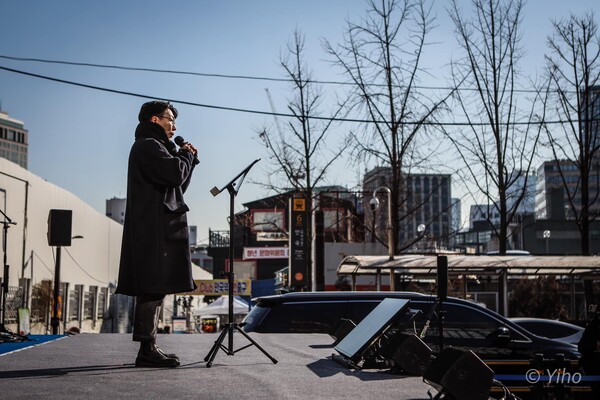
[106,197,126,224]
[470,204,499,229]
[451,197,462,232]
[506,170,537,215]
[535,86,600,220]
[363,167,452,249]
[404,173,452,247]
[0,110,28,169]
[535,160,600,220]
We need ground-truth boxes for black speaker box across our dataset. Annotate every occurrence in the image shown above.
[423,347,463,391]
[329,318,356,345]
[47,209,72,246]
[424,347,493,400]
[392,334,433,375]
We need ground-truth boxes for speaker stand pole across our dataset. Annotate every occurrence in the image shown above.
[51,246,61,335]
[436,255,447,352]
[438,297,444,352]
[204,159,277,368]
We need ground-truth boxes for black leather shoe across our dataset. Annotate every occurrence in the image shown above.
[156,347,179,362]
[135,346,180,368]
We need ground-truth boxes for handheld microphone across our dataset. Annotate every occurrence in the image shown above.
[175,135,199,163]
[174,136,188,146]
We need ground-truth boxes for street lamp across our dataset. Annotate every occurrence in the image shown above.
[417,224,426,252]
[369,197,378,244]
[543,230,551,254]
[371,186,394,261]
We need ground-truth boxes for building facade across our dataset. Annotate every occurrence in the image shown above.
[0,157,123,334]
[207,187,365,291]
[106,197,126,224]
[0,110,28,169]
[404,174,452,248]
[362,167,452,250]
[451,197,462,232]
[535,160,600,220]
[582,85,600,157]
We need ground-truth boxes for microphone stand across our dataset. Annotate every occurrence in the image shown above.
[204,158,277,367]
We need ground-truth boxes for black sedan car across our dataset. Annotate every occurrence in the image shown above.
[243,292,598,398]
[243,291,580,361]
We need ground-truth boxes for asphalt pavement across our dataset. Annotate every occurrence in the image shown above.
[0,332,433,400]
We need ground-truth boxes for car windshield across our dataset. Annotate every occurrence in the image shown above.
[397,301,530,343]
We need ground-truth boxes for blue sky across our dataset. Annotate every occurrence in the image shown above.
[0,0,598,243]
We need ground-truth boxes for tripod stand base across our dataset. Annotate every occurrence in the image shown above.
[0,323,31,343]
[204,323,278,367]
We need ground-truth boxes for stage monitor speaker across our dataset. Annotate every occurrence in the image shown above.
[47,209,72,247]
[334,298,410,363]
[329,318,356,345]
[424,347,493,400]
[437,255,448,299]
[392,334,433,375]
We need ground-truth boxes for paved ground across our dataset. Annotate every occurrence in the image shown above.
[0,332,433,400]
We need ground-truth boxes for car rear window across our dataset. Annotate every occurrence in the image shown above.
[518,321,580,338]
[242,304,270,332]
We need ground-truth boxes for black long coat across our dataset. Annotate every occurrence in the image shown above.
[116,121,199,296]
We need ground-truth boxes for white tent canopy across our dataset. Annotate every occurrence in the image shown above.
[192,264,213,280]
[193,296,250,316]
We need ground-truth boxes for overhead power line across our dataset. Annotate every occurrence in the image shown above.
[0,54,291,84]
[0,53,546,93]
[0,64,593,126]
[0,64,287,116]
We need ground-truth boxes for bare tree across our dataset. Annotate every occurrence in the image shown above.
[543,12,600,255]
[257,30,347,289]
[445,0,542,255]
[259,30,346,195]
[324,0,452,254]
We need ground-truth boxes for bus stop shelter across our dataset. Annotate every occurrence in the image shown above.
[337,254,600,316]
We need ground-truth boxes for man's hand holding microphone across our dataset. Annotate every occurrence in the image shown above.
[175,135,199,164]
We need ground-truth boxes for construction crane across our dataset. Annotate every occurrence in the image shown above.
[264,88,285,137]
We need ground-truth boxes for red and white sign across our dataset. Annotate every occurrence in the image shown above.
[243,247,289,259]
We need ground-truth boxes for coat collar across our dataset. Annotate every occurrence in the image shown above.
[135,121,169,143]
[135,121,176,153]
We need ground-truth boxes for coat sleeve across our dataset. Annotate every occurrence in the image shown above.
[133,139,195,188]
[181,155,198,194]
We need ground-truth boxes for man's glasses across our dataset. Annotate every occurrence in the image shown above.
[156,115,175,124]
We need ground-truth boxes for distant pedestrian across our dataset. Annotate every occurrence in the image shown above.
[116,100,199,368]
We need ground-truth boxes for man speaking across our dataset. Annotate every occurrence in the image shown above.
[116,100,199,368]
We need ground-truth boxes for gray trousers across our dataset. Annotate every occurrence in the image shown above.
[133,294,165,343]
